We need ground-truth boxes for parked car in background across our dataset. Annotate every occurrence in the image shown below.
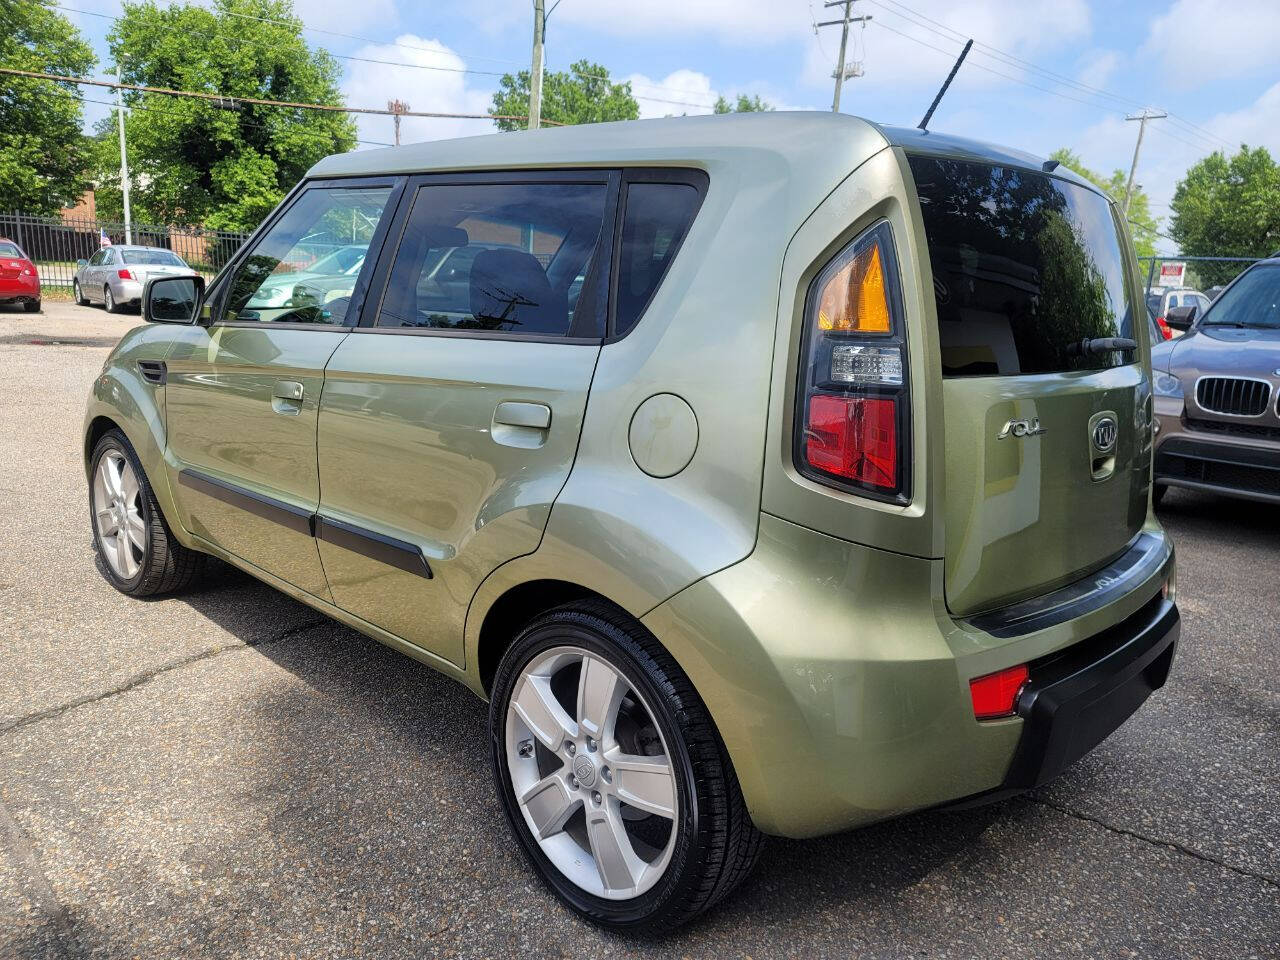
[1205,284,1227,301]
[82,114,1180,930]
[74,246,193,313]
[1146,287,1211,337]
[1151,255,1280,505]
[0,239,41,312]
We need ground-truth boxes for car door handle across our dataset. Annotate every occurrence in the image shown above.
[493,401,551,430]
[273,380,305,401]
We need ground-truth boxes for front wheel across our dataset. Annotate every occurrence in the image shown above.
[490,602,764,931]
[74,280,87,305]
[89,430,204,596]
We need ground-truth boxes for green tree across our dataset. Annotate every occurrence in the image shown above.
[491,60,638,132]
[1048,147,1159,258]
[0,0,96,214]
[1169,145,1280,285]
[713,93,773,113]
[93,0,354,231]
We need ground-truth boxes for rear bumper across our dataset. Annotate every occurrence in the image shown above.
[112,278,145,303]
[953,595,1178,806]
[1154,432,1280,504]
[0,275,40,299]
[643,513,1177,838]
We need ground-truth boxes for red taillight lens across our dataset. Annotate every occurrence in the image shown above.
[805,395,898,488]
[1156,317,1173,340]
[969,664,1029,720]
[795,221,909,501]
[118,269,134,280]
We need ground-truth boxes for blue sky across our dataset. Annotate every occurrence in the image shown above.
[64,0,1280,254]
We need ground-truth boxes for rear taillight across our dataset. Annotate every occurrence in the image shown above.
[118,269,134,280]
[969,664,1028,720]
[1156,317,1173,341]
[795,222,909,501]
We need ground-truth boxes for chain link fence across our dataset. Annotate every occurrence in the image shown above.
[0,212,251,288]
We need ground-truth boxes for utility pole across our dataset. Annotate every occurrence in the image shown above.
[387,98,409,145]
[1122,108,1166,217]
[815,0,871,113]
[114,62,132,244]
[529,0,545,130]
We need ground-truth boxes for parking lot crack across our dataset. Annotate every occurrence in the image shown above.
[1030,795,1280,892]
[0,618,330,737]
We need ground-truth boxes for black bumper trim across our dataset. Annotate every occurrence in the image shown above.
[948,595,1179,809]
[1005,595,1179,791]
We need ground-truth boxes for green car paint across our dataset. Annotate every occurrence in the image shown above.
[84,112,1175,839]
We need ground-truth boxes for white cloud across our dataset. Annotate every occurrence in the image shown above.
[625,70,719,119]
[340,35,497,148]
[1141,0,1275,88]
[1076,49,1120,91]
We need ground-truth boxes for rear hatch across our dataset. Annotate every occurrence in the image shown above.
[908,155,1150,617]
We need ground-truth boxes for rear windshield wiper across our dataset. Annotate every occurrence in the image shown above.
[1071,337,1137,355]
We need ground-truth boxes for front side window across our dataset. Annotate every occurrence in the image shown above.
[88,250,105,266]
[223,185,394,325]
[123,249,185,266]
[377,181,608,337]
[910,156,1135,377]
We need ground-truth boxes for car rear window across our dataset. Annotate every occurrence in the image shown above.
[909,156,1136,377]
[123,249,185,266]
[0,242,23,258]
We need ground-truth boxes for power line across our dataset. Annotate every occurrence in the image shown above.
[861,0,1235,151]
[0,67,552,123]
[54,3,720,109]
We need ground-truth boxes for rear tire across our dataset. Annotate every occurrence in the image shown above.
[89,429,204,596]
[103,285,119,313]
[490,601,764,931]
[1153,483,1167,506]
[24,299,40,313]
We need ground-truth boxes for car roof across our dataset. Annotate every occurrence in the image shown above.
[308,111,1098,206]
[110,245,177,252]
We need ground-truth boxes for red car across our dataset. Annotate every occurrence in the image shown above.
[0,239,41,313]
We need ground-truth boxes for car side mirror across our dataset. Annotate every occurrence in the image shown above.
[143,274,206,325]
[76,258,89,268]
[1165,305,1197,330]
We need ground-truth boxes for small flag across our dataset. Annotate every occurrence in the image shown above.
[99,228,112,248]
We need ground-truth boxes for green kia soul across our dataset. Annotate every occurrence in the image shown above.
[83,112,1179,930]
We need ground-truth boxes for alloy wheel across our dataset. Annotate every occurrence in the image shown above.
[505,645,679,900]
[93,449,145,580]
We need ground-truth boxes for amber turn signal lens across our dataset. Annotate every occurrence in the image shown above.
[817,242,891,334]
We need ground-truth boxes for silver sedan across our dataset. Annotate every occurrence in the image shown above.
[73,245,193,313]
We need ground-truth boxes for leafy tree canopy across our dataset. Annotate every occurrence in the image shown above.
[93,0,354,230]
[491,60,638,132]
[1048,147,1159,259]
[1169,145,1280,286]
[713,93,773,113]
[0,0,96,215]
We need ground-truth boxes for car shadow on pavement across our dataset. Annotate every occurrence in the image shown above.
[138,562,1017,943]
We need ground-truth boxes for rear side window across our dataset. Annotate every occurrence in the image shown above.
[377,182,609,338]
[613,181,702,337]
[909,156,1135,377]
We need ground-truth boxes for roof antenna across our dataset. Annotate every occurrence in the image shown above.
[918,38,973,131]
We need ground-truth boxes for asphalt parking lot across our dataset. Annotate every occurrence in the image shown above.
[2,299,1278,959]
